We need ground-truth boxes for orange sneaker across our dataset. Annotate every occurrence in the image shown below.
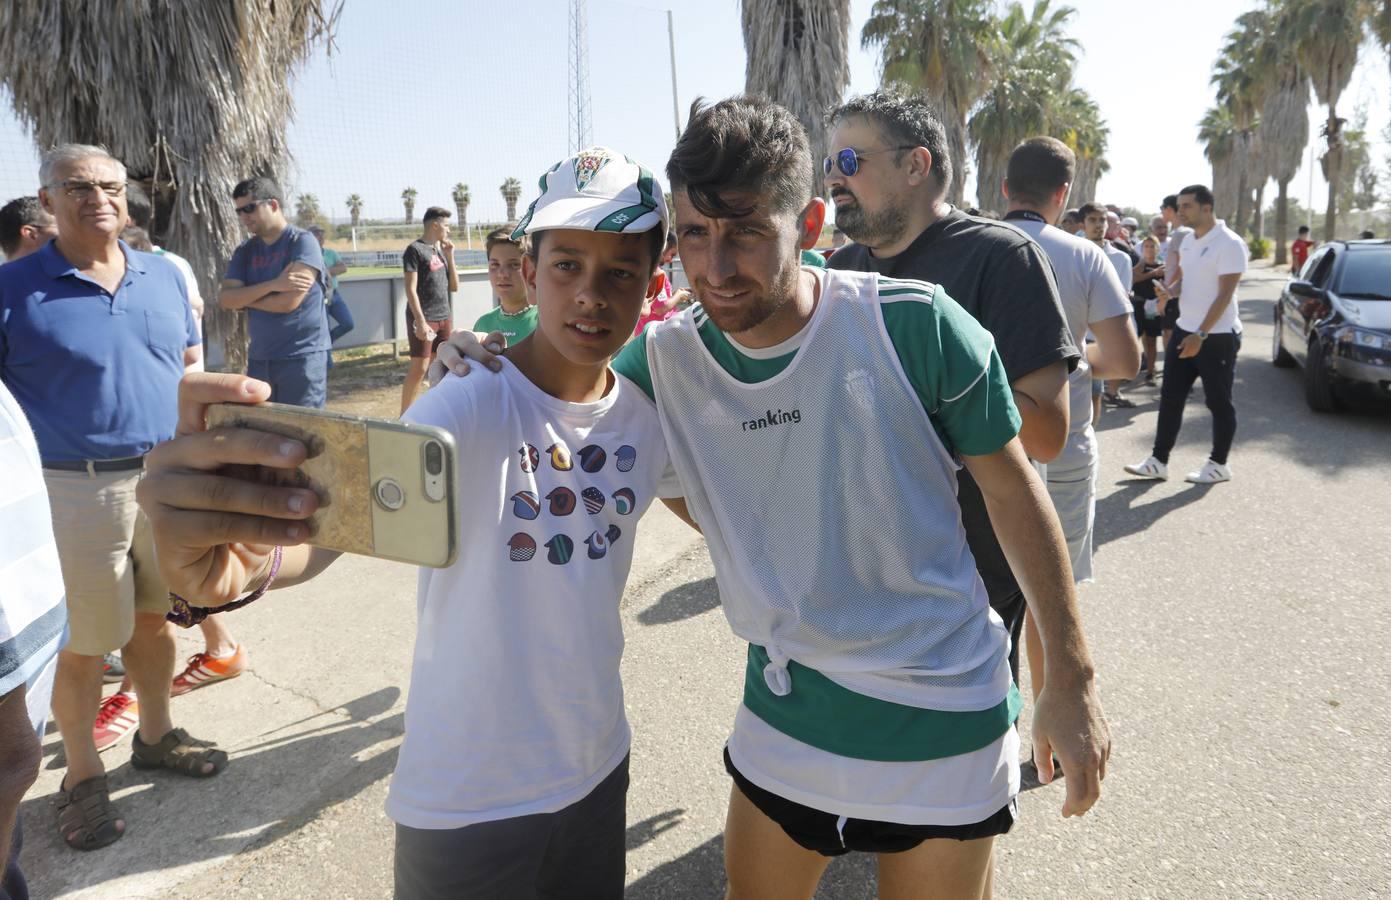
[170,644,248,697]
[93,692,139,752]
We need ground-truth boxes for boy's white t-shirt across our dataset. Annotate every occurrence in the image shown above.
[391,359,680,829]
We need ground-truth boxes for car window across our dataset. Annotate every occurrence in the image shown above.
[1336,250,1391,298]
[1306,248,1336,287]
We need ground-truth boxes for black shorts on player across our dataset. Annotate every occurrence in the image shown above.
[724,748,1015,857]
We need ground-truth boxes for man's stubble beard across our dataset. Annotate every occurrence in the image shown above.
[833,193,910,250]
[696,264,800,337]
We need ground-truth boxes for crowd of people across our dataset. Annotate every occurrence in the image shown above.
[0,87,1262,900]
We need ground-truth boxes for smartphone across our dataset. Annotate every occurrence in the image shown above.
[205,402,458,568]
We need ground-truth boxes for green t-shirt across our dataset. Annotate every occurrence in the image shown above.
[473,305,538,344]
[800,248,827,268]
[322,247,342,293]
[611,273,1021,760]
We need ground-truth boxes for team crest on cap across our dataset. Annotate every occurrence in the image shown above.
[582,487,606,514]
[585,529,610,560]
[579,445,607,472]
[574,149,612,192]
[612,488,636,515]
[547,442,573,471]
[519,443,540,473]
[545,534,574,565]
[615,446,636,472]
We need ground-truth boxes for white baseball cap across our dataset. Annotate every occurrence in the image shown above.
[1121,216,1139,228]
[512,147,669,242]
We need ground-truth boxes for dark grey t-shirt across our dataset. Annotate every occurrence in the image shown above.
[403,239,452,320]
[829,207,1079,624]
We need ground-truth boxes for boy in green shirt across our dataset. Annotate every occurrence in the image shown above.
[473,226,537,343]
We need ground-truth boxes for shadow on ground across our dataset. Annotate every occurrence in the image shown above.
[638,577,720,626]
[22,686,403,897]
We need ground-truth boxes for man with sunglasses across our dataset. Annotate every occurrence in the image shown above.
[219,177,330,408]
[0,144,219,853]
[825,91,1077,689]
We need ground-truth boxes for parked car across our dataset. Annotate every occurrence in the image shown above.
[1273,239,1391,411]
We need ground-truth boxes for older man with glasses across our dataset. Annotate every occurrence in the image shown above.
[0,143,225,853]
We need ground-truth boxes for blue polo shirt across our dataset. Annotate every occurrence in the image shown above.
[225,225,330,361]
[0,240,198,462]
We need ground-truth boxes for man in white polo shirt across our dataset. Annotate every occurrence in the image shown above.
[1125,184,1247,484]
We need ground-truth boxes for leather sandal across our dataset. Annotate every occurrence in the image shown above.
[56,775,124,851]
[130,727,228,778]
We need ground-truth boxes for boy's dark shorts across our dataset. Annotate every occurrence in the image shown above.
[406,309,453,359]
[724,748,1015,857]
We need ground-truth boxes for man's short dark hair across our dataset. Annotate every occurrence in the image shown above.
[826,91,952,197]
[1005,137,1075,206]
[1078,201,1107,219]
[1178,184,1214,208]
[0,196,47,256]
[1161,194,1179,212]
[486,225,521,258]
[423,206,451,225]
[232,176,282,203]
[126,182,153,230]
[1297,225,1310,234]
[667,95,814,219]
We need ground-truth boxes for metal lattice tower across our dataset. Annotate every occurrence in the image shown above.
[568,0,593,152]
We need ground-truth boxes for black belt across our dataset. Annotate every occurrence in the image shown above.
[42,455,145,474]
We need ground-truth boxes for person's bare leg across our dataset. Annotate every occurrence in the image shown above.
[1023,607,1045,704]
[197,614,238,658]
[723,784,830,900]
[876,835,995,900]
[1143,335,1158,378]
[124,613,179,746]
[400,356,432,415]
[51,650,107,788]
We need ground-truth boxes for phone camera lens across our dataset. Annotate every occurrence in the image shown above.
[425,441,443,476]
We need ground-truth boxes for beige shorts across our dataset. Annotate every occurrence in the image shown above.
[43,468,171,656]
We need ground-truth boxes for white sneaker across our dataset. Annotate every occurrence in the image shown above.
[1123,456,1168,480]
[1185,459,1232,484]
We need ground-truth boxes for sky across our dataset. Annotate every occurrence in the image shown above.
[1,0,1387,226]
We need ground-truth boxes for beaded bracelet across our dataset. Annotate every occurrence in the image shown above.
[166,545,284,628]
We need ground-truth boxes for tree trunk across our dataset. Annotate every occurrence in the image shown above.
[1274,179,1289,266]
[946,119,968,207]
[1323,108,1340,241]
[1252,183,1265,240]
[1233,153,1249,236]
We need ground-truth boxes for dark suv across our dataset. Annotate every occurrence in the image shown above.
[1273,239,1391,410]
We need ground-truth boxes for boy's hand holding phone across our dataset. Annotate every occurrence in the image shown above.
[137,374,320,606]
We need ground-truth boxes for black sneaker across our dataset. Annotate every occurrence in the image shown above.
[102,653,125,684]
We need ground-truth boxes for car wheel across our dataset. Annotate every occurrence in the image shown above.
[1272,307,1296,368]
[1304,338,1342,412]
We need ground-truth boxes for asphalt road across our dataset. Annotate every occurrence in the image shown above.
[18,265,1391,899]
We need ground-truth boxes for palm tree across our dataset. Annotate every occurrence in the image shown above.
[741,1,852,192]
[0,1,335,373]
[294,193,321,228]
[401,187,418,224]
[1199,103,1240,222]
[1211,9,1272,237]
[345,193,363,228]
[860,0,995,205]
[1050,87,1109,205]
[451,182,470,237]
[1282,0,1368,240]
[968,0,1079,211]
[500,178,523,222]
[1258,61,1311,264]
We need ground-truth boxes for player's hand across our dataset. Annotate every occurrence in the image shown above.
[413,320,436,342]
[1178,333,1204,358]
[440,236,455,256]
[428,330,507,385]
[1031,675,1111,818]
[136,373,320,606]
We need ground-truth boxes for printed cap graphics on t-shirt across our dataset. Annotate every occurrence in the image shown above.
[507,440,635,567]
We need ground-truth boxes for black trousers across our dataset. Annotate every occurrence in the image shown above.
[1153,328,1240,465]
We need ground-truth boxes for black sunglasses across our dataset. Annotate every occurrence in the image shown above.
[823,146,917,178]
[234,200,263,216]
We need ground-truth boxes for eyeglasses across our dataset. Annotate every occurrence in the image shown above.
[822,146,917,178]
[234,201,263,216]
[51,180,127,200]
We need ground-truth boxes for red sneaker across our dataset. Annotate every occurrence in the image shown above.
[93,692,139,752]
[170,644,248,697]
